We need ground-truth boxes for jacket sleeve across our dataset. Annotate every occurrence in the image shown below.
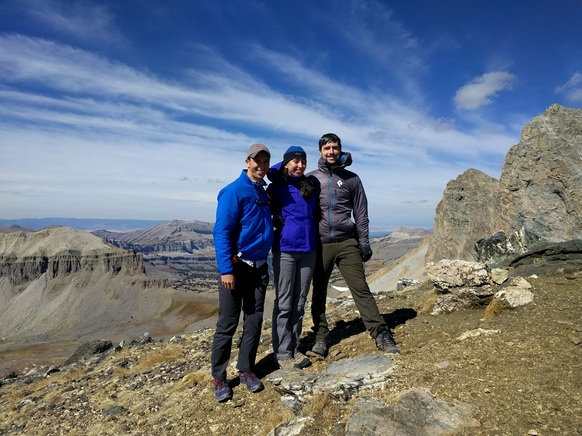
[213,188,240,275]
[351,175,370,247]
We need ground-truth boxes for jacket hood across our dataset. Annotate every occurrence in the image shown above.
[267,161,284,183]
[318,151,353,172]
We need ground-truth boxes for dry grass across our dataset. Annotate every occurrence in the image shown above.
[132,344,184,372]
[483,297,511,319]
[414,286,440,314]
[176,369,207,389]
[302,390,342,432]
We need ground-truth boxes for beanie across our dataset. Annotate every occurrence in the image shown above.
[282,146,307,167]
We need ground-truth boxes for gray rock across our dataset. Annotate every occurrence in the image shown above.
[427,260,491,292]
[428,104,582,264]
[63,339,113,366]
[346,388,479,435]
[267,354,395,406]
[491,277,534,308]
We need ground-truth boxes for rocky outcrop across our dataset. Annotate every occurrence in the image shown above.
[94,220,214,255]
[426,259,533,316]
[0,227,145,287]
[427,169,500,262]
[93,220,217,291]
[427,104,582,264]
[1,250,145,287]
[0,227,171,343]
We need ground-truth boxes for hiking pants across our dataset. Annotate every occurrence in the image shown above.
[272,250,316,360]
[211,262,268,381]
[311,238,385,341]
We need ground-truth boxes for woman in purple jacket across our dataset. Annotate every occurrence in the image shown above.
[267,146,318,369]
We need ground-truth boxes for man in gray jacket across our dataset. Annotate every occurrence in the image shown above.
[306,133,399,357]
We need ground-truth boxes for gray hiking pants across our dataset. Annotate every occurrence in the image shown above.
[272,250,316,360]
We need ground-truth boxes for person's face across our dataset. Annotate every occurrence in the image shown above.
[319,141,341,165]
[246,151,270,182]
[285,158,306,177]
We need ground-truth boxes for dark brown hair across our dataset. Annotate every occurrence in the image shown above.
[318,133,342,150]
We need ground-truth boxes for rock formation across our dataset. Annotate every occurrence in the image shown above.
[427,104,582,264]
[0,227,171,343]
[93,219,214,254]
[93,220,217,292]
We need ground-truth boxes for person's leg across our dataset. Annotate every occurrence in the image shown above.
[236,263,268,372]
[211,277,243,381]
[336,238,385,338]
[291,251,316,356]
[273,252,296,361]
[271,251,283,359]
[310,243,336,342]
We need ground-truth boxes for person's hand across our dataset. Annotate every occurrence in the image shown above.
[221,274,235,290]
[360,244,373,262]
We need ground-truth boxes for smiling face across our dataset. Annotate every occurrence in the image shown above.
[246,151,270,182]
[284,158,307,177]
[319,141,341,166]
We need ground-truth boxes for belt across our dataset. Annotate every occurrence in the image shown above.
[234,256,267,268]
[241,258,267,268]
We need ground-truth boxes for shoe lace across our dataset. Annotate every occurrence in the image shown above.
[240,371,257,381]
[214,379,227,390]
[378,332,396,347]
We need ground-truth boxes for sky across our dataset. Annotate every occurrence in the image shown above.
[1,0,581,232]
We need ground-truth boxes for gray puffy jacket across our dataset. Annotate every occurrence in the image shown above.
[307,152,370,246]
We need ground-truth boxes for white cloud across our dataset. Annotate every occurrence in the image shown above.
[0,34,521,227]
[555,72,582,102]
[453,71,517,110]
[20,0,123,45]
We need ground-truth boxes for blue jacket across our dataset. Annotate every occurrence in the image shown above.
[267,162,318,253]
[213,170,274,275]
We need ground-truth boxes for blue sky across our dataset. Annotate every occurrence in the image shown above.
[1,0,581,232]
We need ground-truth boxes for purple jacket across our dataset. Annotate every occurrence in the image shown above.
[267,162,318,253]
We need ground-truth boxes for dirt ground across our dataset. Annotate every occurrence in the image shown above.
[0,269,580,435]
[380,273,582,435]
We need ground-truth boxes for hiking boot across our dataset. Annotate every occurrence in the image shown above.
[293,352,311,369]
[213,379,233,402]
[375,330,399,354]
[306,339,327,359]
[238,371,264,393]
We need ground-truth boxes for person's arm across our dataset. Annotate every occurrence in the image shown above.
[214,187,240,282]
[352,176,373,261]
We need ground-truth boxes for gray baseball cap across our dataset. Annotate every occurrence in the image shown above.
[247,143,270,159]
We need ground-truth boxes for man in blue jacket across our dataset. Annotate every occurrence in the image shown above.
[211,143,274,402]
[307,133,399,358]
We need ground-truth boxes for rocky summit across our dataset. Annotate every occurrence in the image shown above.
[428,104,582,264]
[1,105,582,434]
[0,261,580,435]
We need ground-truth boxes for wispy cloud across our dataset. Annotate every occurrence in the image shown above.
[555,72,582,102]
[453,71,517,110]
[18,0,124,46]
[1,2,538,228]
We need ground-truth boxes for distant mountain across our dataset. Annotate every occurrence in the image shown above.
[0,227,172,344]
[0,218,169,232]
[92,219,214,253]
[0,224,34,233]
[93,219,217,292]
[371,227,432,264]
